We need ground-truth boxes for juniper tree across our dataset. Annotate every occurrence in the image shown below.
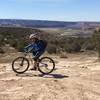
[92,29,100,60]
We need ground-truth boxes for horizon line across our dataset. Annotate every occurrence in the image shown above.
[0,18,100,23]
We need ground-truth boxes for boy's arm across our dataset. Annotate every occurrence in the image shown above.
[24,44,33,52]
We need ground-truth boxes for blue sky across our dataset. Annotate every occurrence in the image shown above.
[0,0,100,21]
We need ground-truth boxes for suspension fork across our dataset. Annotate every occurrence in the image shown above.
[20,58,24,66]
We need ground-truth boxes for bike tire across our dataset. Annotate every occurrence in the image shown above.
[12,57,30,74]
[38,57,55,74]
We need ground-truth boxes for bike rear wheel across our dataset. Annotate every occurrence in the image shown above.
[12,57,29,74]
[38,57,55,74]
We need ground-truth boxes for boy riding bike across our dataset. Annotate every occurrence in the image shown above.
[24,33,47,70]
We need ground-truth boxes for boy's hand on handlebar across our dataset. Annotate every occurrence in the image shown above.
[23,52,27,56]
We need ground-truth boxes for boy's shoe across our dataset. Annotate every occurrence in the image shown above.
[30,67,37,71]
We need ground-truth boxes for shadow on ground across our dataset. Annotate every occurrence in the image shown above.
[39,74,69,79]
[16,73,69,79]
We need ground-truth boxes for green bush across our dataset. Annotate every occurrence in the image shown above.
[92,29,100,59]
[0,27,95,54]
[47,44,57,54]
[0,48,5,54]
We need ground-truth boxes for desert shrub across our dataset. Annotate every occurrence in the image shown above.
[0,48,5,54]
[0,27,94,54]
[64,43,72,53]
[16,39,27,52]
[71,42,81,52]
[85,42,95,50]
[59,53,68,58]
[92,29,100,59]
[47,44,57,54]
[63,37,82,53]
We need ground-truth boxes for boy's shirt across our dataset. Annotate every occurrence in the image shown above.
[24,40,46,53]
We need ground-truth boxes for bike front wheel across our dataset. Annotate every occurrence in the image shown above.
[12,57,30,74]
[38,57,55,74]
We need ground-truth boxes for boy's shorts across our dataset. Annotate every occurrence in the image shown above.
[32,50,45,61]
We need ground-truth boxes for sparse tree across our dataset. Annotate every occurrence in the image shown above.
[92,29,100,61]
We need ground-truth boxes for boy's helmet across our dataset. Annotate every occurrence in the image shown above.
[29,33,38,39]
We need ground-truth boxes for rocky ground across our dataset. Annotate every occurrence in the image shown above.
[0,52,100,100]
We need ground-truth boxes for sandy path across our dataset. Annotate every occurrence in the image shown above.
[0,53,100,100]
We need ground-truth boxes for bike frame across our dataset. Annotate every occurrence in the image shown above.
[24,52,34,66]
[23,52,44,68]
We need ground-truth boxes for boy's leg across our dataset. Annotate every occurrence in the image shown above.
[30,50,45,70]
[33,60,37,70]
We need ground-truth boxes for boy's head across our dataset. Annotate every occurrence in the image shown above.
[29,33,38,42]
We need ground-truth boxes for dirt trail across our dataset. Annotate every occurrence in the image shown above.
[0,53,100,100]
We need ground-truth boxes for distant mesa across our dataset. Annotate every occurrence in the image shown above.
[0,19,100,29]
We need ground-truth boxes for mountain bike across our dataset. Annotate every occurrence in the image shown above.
[12,51,55,75]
